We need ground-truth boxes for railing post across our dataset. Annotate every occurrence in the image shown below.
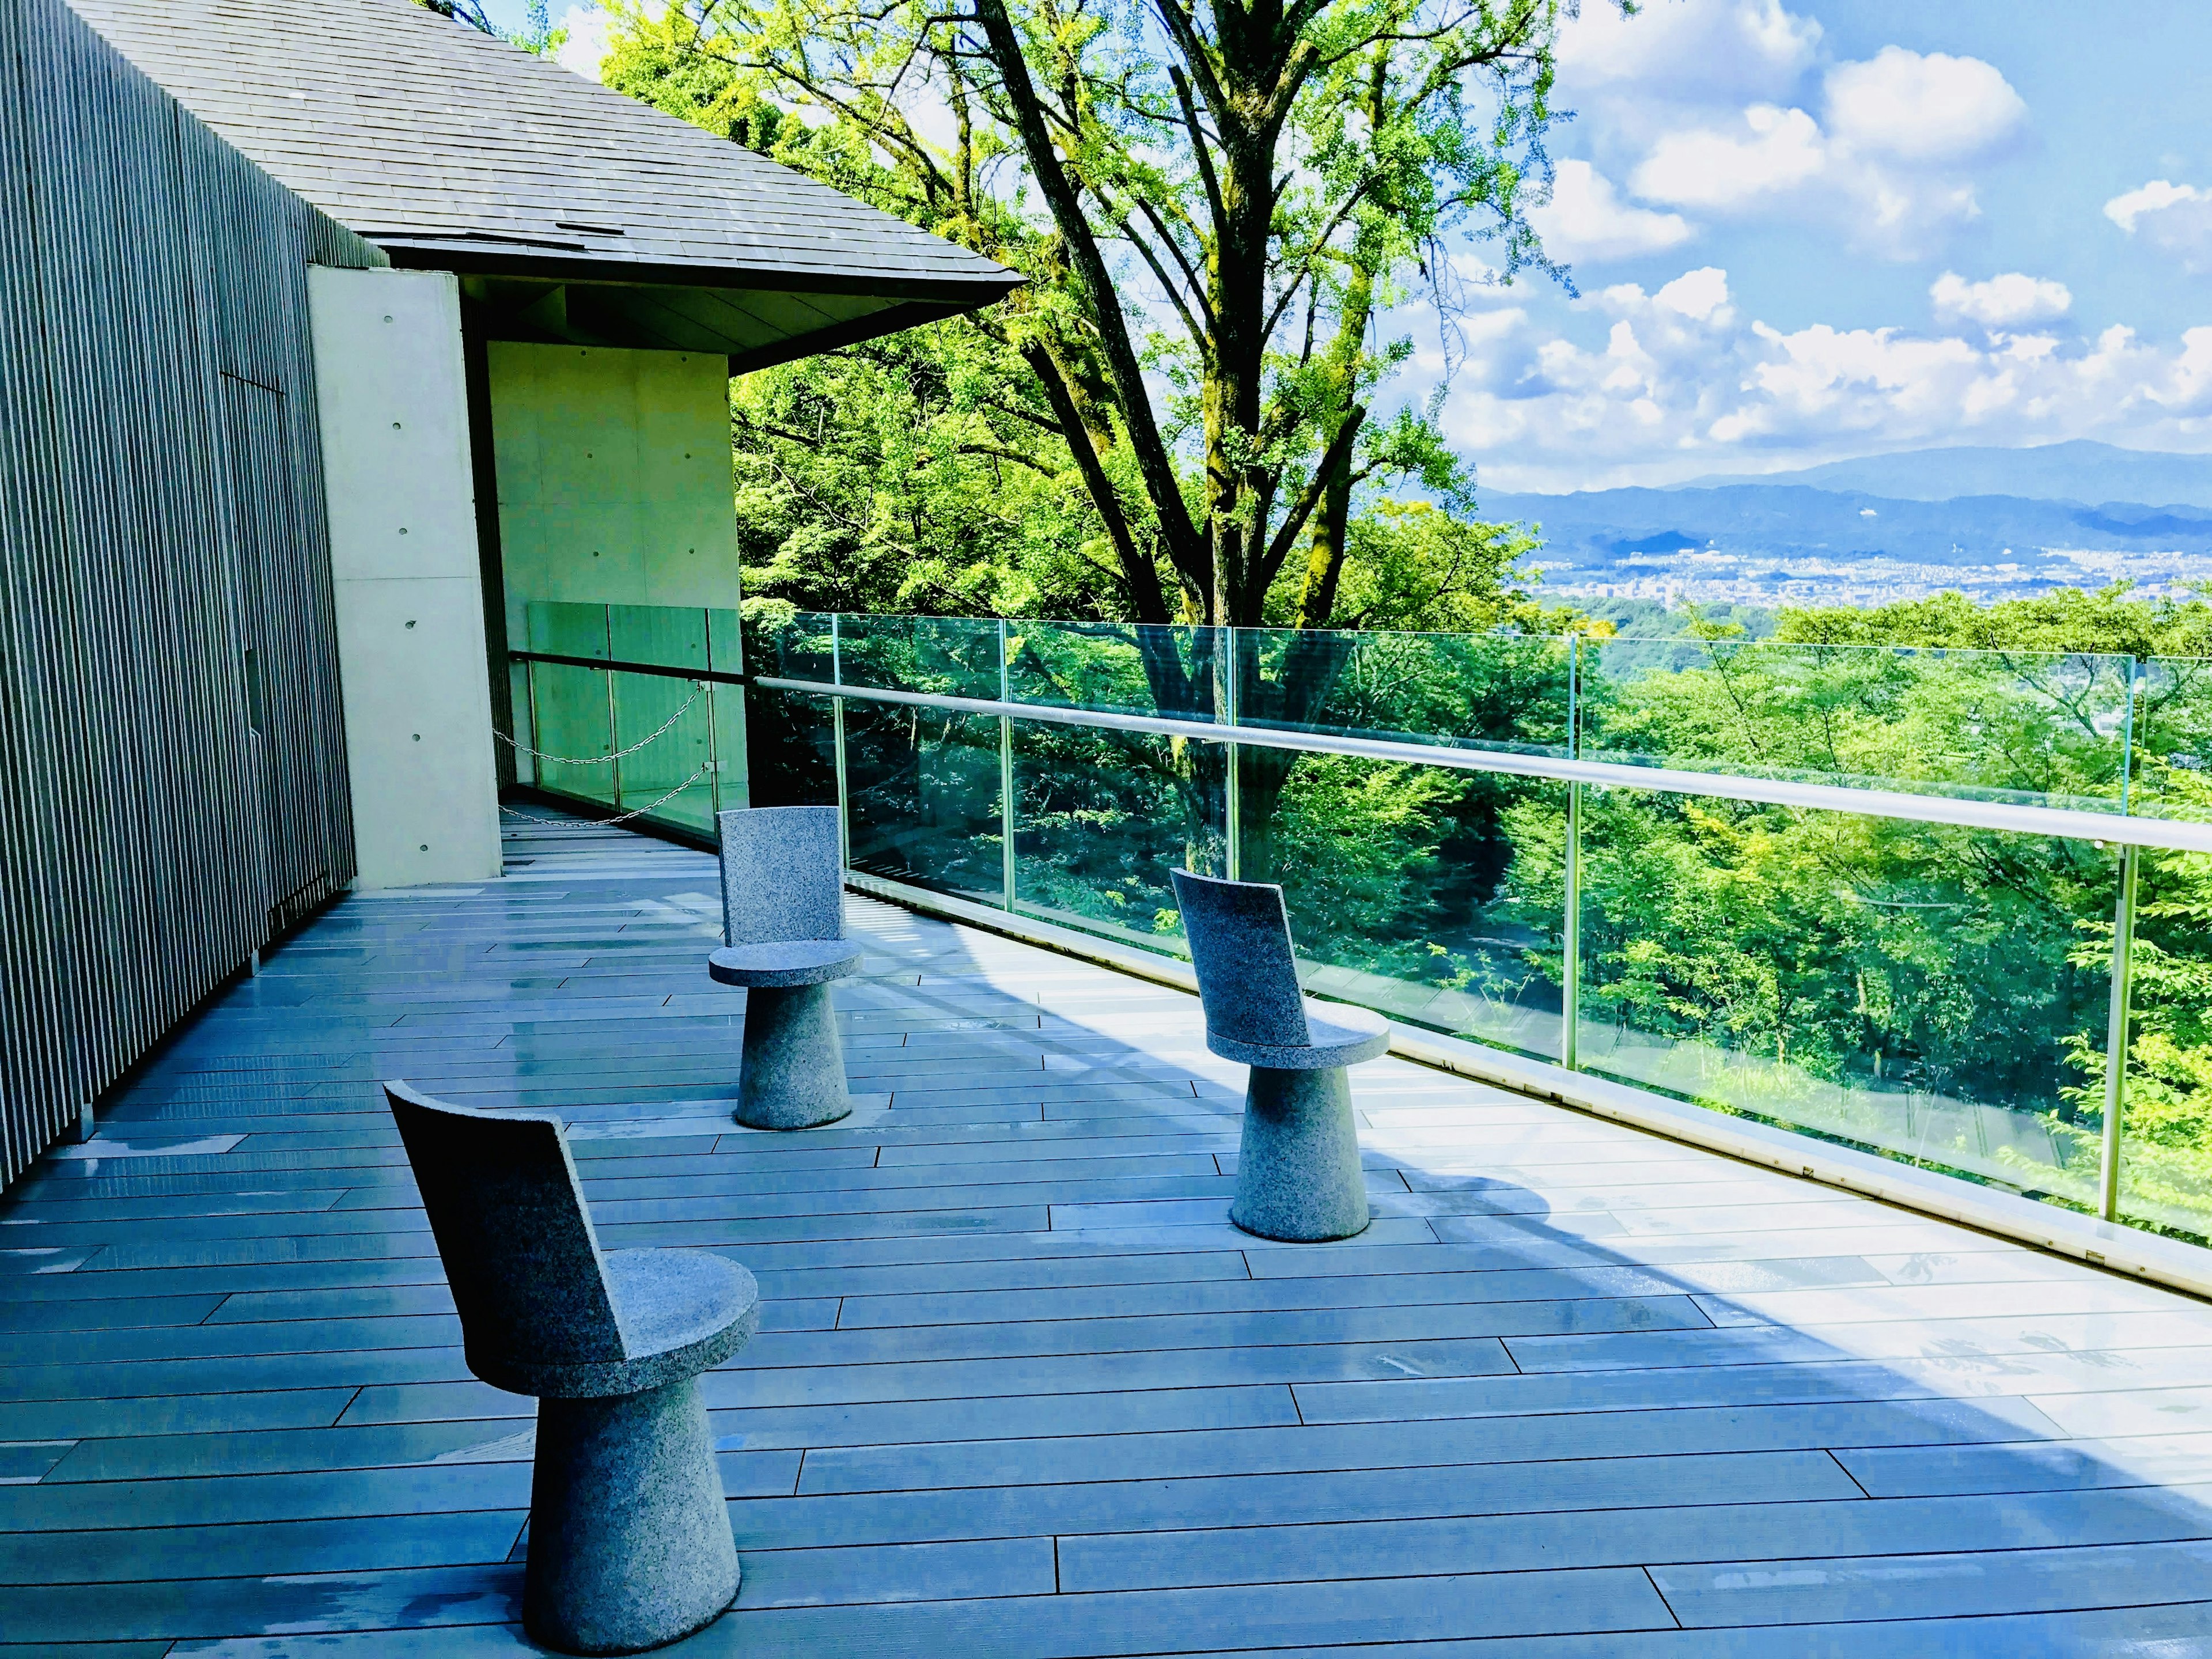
[704,682,722,817]
[2100,840,2140,1222]
[1560,634,1582,1072]
[1223,627,1241,881]
[1562,781,1582,1072]
[831,614,849,873]
[605,667,622,810]
[999,618,1016,912]
[523,657,541,790]
[604,605,619,810]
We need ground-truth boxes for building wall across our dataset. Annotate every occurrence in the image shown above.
[0,0,380,1187]
[484,339,749,817]
[310,268,502,888]
[487,342,742,623]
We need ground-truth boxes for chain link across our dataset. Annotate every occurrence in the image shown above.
[498,762,714,831]
[497,681,706,765]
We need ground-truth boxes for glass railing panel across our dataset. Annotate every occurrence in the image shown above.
[2134,656,2212,817]
[1572,784,2118,1211]
[1232,627,1575,756]
[2113,669,2212,1237]
[1241,747,1566,1060]
[611,671,714,834]
[709,683,748,815]
[1006,620,1225,721]
[608,605,707,672]
[506,660,535,787]
[844,701,1005,903]
[1012,717,1225,948]
[1580,639,2134,809]
[524,601,611,661]
[742,604,838,684]
[741,683,838,809]
[2115,832,2212,1240]
[838,614,1002,700]
[706,608,744,677]
[527,662,616,809]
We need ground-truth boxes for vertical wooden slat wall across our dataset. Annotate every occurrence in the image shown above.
[0,0,381,1188]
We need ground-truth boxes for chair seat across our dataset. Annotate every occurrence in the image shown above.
[1205,999,1391,1070]
[707,940,863,988]
[473,1250,760,1399]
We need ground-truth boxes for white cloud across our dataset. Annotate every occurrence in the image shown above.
[1633,104,1825,210]
[1529,160,1694,264]
[1430,266,2212,491]
[1576,20,2027,261]
[2106,179,2212,274]
[1656,267,1731,321]
[1823,47,2026,164]
[1929,271,2073,328]
[553,3,609,79]
[1558,0,1820,103]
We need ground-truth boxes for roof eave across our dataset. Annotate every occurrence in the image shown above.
[376,238,1024,310]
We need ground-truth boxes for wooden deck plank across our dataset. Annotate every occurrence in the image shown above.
[4,812,2210,1651]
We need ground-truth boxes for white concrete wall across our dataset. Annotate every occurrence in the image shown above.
[487,342,741,620]
[308,266,502,888]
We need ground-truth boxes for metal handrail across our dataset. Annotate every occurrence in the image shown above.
[749,674,2212,855]
[503,643,2212,853]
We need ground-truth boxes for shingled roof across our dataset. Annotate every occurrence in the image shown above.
[67,0,1019,365]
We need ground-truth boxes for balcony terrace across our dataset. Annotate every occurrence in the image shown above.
[7,811,2212,1654]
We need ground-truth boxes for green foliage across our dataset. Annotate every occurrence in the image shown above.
[726,327,1126,621]
[1305,499,1580,635]
[597,0,1590,628]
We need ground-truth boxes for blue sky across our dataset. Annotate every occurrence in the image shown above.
[502,0,2212,493]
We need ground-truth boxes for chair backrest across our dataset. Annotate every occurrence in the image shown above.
[384,1082,626,1372]
[718,805,844,945]
[1170,869,1311,1048]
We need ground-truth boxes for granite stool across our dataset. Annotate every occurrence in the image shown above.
[384,1082,759,1656]
[1171,869,1389,1242]
[709,805,863,1129]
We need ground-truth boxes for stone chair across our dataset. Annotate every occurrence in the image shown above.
[1171,868,1390,1242]
[384,1081,759,1657]
[708,805,863,1129]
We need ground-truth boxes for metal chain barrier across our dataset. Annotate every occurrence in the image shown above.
[497,681,705,765]
[498,761,713,830]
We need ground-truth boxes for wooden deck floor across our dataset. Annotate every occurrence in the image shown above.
[7,815,2212,1655]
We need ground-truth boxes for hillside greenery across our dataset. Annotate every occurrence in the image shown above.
[581,2,2212,1238]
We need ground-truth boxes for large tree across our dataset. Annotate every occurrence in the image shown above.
[604,0,1584,630]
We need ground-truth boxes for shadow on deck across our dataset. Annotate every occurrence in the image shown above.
[5,811,2212,1655]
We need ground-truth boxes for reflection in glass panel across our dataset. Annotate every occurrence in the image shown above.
[844,702,1003,902]
[1581,638,2134,808]
[612,671,714,834]
[525,601,611,661]
[528,662,616,810]
[1571,785,2115,1211]
[2134,656,2212,819]
[706,608,745,677]
[743,605,838,684]
[742,684,837,809]
[507,661,535,787]
[1006,621,1223,721]
[609,606,707,671]
[709,683,749,814]
[838,614,1002,699]
[1233,627,1573,756]
[1013,718,1224,949]
[1245,748,1564,1060]
[2112,666,2212,1236]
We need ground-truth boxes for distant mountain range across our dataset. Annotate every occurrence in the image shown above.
[1674,440,2212,510]
[1489,443,2212,607]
